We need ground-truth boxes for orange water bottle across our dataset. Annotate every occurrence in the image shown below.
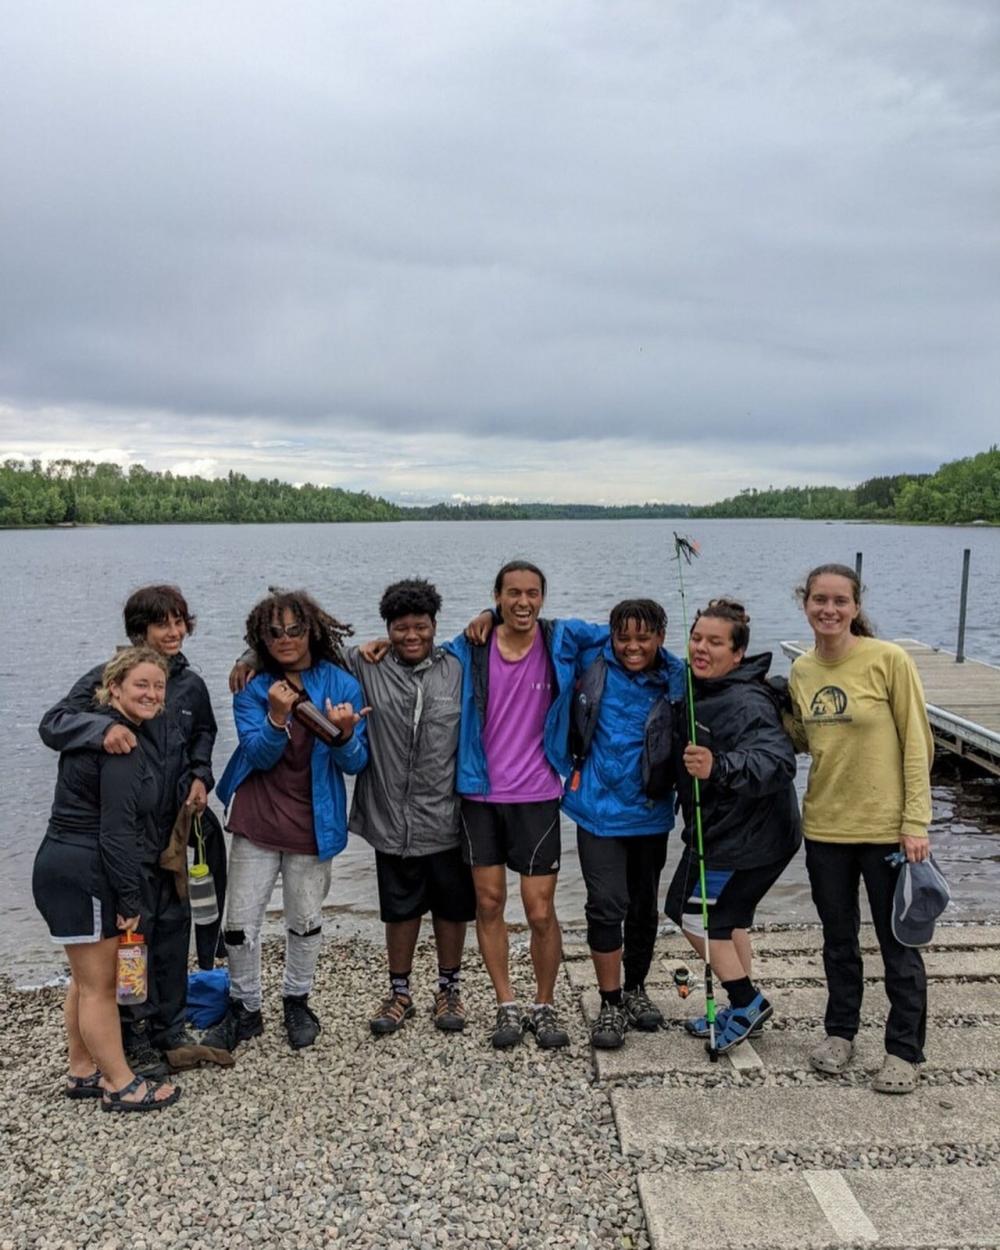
[116,932,148,1005]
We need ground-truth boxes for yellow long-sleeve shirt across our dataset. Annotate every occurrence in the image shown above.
[788,638,933,843]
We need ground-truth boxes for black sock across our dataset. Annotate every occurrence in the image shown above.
[437,965,461,993]
[600,988,623,1007]
[389,970,411,1000]
[722,976,756,1009]
[622,978,643,994]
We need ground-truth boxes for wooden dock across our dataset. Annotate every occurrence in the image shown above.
[779,637,1000,777]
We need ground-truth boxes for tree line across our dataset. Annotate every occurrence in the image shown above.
[1,447,997,527]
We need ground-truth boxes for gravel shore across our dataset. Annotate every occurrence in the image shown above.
[2,934,648,1250]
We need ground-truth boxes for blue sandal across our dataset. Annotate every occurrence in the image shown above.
[65,1070,103,1100]
[710,994,773,1054]
[686,1008,767,1040]
[101,1073,182,1113]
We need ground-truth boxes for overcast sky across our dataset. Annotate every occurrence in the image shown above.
[1,1,996,504]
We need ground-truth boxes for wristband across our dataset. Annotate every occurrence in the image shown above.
[267,711,291,736]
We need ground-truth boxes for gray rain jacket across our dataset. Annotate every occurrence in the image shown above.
[345,646,462,857]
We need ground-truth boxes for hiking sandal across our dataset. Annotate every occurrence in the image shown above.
[809,1035,855,1074]
[370,994,415,1037]
[872,1053,918,1095]
[101,1074,182,1113]
[65,1070,103,1100]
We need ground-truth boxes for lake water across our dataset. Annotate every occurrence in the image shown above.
[2,518,998,985]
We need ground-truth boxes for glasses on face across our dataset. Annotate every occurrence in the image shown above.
[267,623,307,640]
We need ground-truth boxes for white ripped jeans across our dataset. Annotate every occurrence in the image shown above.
[224,836,332,1010]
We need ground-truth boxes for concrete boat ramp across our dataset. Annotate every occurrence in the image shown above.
[564,924,1000,1249]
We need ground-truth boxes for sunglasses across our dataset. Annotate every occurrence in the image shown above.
[267,623,307,640]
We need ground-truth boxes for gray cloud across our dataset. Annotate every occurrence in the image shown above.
[1,0,997,500]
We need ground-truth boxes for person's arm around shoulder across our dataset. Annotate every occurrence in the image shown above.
[184,672,217,807]
[885,644,934,861]
[553,618,610,667]
[97,751,146,922]
[233,674,292,772]
[39,665,126,754]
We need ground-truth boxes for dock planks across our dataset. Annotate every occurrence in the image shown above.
[780,637,1000,775]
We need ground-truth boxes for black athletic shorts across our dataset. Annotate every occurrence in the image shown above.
[460,798,562,876]
[32,837,121,944]
[374,846,477,925]
[663,846,793,940]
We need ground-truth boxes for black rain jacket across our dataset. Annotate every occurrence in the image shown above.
[43,709,161,917]
[38,651,217,853]
[674,652,801,869]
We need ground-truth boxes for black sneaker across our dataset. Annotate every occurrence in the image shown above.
[123,1025,169,1079]
[283,995,321,1050]
[591,1001,628,1050]
[525,1004,569,1050]
[491,1004,523,1049]
[201,999,264,1052]
[623,987,663,1032]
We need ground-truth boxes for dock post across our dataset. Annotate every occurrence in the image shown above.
[855,551,863,580]
[956,548,971,664]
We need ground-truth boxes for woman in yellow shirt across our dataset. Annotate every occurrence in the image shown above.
[789,563,934,1094]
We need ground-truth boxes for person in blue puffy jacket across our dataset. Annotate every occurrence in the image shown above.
[206,590,369,1054]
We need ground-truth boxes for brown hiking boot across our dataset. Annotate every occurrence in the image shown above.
[370,994,415,1037]
[432,986,466,1033]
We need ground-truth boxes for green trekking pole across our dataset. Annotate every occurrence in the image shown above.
[672,533,718,1062]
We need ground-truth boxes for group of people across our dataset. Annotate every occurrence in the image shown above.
[32,557,936,1112]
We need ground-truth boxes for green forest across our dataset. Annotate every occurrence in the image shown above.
[1,447,997,527]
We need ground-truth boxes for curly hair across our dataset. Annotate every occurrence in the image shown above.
[692,598,751,652]
[379,578,442,624]
[244,589,353,674]
[796,563,875,638]
[95,646,170,706]
[609,598,667,636]
[124,584,195,642]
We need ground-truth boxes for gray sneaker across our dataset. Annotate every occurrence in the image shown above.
[623,987,664,1032]
[491,1004,524,1049]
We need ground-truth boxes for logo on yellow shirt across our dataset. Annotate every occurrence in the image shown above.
[806,685,852,724]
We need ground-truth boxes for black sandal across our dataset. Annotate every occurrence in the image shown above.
[101,1073,182,1113]
[65,1070,103,1100]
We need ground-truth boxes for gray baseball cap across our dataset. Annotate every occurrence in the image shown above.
[891,856,951,947]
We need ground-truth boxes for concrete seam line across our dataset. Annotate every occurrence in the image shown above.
[804,1170,878,1244]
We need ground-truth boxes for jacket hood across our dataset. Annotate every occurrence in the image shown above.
[692,651,776,699]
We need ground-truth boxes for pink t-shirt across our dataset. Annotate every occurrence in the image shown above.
[469,630,563,804]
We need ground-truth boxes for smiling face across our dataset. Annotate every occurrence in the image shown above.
[612,617,664,673]
[144,612,188,657]
[495,569,545,634]
[688,615,745,679]
[265,608,312,671]
[108,662,167,722]
[388,612,436,665]
[804,573,860,644]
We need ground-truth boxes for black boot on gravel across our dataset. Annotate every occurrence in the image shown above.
[201,999,264,1053]
[525,1004,570,1050]
[283,995,321,1050]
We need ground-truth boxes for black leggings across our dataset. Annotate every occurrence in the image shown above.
[576,827,669,988]
[806,839,927,1063]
